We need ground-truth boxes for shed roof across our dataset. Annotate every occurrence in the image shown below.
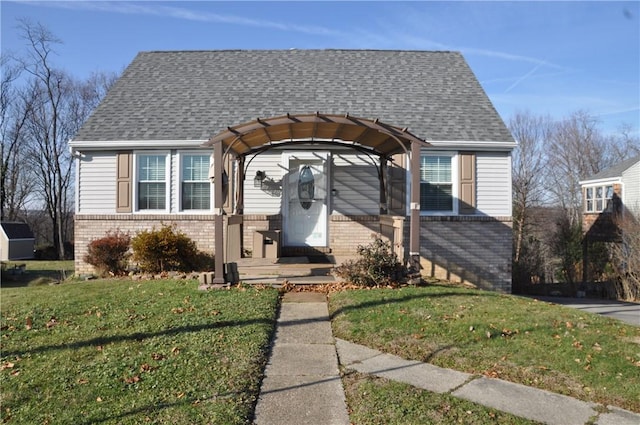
[0,222,34,240]
[73,50,514,144]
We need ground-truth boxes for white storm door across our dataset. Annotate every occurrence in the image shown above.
[283,152,329,247]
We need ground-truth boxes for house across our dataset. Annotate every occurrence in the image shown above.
[580,155,640,286]
[69,50,515,292]
[581,155,640,241]
[0,222,35,261]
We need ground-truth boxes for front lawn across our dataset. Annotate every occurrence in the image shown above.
[329,285,640,413]
[1,260,75,287]
[1,279,279,424]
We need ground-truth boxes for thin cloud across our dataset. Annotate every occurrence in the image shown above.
[504,62,545,93]
[14,1,346,37]
[361,29,568,71]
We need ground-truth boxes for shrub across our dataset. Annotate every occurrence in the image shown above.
[334,237,406,287]
[84,230,131,276]
[131,224,201,273]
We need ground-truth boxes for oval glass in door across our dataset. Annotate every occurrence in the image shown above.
[298,165,315,210]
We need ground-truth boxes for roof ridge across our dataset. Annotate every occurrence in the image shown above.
[138,49,460,54]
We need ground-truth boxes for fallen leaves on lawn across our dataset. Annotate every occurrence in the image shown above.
[46,317,58,329]
[124,375,141,384]
[151,352,166,361]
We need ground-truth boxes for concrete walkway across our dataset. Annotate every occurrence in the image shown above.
[337,339,640,425]
[253,292,350,425]
[526,296,640,326]
[254,292,640,425]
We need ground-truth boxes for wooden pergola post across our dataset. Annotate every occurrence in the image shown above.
[213,140,226,284]
[409,140,421,281]
[379,157,388,215]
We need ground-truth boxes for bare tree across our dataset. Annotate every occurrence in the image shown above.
[509,109,638,289]
[1,55,35,221]
[510,111,551,263]
[609,210,640,301]
[12,20,118,258]
[545,110,610,225]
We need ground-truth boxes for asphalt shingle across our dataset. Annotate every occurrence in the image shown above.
[73,49,514,144]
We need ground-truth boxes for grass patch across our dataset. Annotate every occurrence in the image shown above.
[1,279,279,424]
[1,260,75,287]
[329,285,640,413]
[344,372,541,425]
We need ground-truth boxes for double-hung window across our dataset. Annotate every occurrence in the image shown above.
[137,153,168,211]
[420,154,454,212]
[585,184,614,213]
[181,153,211,210]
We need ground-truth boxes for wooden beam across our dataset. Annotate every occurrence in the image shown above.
[213,140,226,285]
[409,140,421,282]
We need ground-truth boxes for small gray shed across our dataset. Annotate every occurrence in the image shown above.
[1,222,35,261]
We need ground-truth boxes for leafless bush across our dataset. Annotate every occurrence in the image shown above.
[608,210,640,301]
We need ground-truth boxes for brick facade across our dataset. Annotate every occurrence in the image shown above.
[75,213,513,293]
[74,215,217,275]
[416,216,513,293]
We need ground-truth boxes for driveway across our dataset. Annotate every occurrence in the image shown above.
[527,296,640,326]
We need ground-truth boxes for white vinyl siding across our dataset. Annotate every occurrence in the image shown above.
[77,152,117,214]
[622,160,640,213]
[332,153,378,215]
[244,151,283,215]
[242,150,379,215]
[476,152,512,217]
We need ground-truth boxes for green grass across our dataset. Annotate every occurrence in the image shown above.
[1,279,279,424]
[1,260,75,287]
[344,372,542,425]
[329,284,640,413]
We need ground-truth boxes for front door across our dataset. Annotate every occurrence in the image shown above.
[283,152,329,247]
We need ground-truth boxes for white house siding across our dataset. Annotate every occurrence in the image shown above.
[77,152,117,214]
[243,151,284,215]
[622,160,640,214]
[476,152,512,217]
[331,153,379,215]
[242,149,379,215]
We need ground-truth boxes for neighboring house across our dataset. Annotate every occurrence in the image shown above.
[580,156,640,284]
[581,155,640,241]
[69,50,515,292]
[0,222,35,261]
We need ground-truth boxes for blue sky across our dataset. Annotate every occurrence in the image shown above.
[2,1,639,137]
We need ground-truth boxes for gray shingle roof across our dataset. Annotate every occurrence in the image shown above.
[583,155,640,181]
[73,49,514,143]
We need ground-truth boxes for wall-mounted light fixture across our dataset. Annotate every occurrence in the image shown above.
[254,170,267,188]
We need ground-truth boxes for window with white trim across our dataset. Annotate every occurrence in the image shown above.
[420,154,454,212]
[137,153,168,211]
[181,153,211,210]
[585,184,614,213]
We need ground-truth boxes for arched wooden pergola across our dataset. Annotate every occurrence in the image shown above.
[202,112,431,285]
